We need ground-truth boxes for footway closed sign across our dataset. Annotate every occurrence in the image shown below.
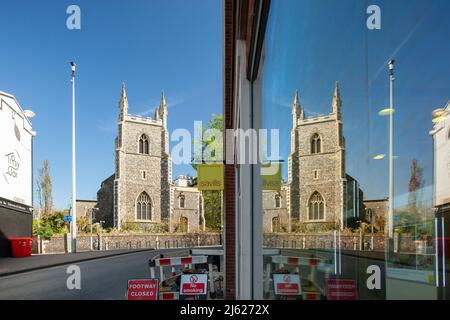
[180,274,208,295]
[326,279,357,300]
[127,279,158,300]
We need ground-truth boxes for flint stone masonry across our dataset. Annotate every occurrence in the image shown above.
[263,233,426,253]
[263,188,289,232]
[265,85,345,232]
[171,187,203,233]
[32,233,222,254]
[95,86,203,232]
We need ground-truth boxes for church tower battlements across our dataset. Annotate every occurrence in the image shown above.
[287,81,346,229]
[113,84,172,229]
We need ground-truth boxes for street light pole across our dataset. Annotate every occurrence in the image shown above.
[89,208,99,251]
[388,59,395,240]
[90,208,93,251]
[70,62,77,253]
[37,187,42,254]
[371,210,374,250]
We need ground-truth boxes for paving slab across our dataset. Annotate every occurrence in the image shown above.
[0,249,155,277]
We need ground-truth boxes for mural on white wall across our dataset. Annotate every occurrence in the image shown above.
[0,93,33,206]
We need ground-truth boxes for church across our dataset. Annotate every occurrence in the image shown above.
[263,82,351,232]
[97,84,205,233]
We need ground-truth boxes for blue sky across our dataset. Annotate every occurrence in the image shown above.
[262,0,450,208]
[0,0,222,209]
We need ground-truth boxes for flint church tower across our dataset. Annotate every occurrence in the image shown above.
[113,84,172,229]
[287,82,346,229]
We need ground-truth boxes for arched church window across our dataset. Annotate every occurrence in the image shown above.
[275,194,281,208]
[136,191,152,220]
[308,191,325,220]
[179,193,186,208]
[311,133,321,154]
[139,134,149,154]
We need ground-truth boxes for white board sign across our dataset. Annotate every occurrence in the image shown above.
[0,94,33,206]
[180,274,208,295]
[273,274,302,296]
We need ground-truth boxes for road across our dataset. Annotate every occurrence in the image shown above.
[0,248,445,300]
[0,249,185,300]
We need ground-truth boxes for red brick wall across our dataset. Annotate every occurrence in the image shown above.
[223,0,236,300]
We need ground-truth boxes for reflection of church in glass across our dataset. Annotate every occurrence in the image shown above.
[263,82,365,232]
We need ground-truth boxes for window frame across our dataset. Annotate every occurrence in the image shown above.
[311,133,322,154]
[307,191,326,221]
[136,191,152,221]
[138,134,150,155]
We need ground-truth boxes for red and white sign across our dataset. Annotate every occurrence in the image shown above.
[127,279,158,300]
[326,279,357,300]
[273,274,302,296]
[180,274,208,295]
[159,292,179,300]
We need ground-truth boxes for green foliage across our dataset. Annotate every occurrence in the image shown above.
[149,222,169,233]
[317,222,337,233]
[33,219,54,240]
[395,208,433,238]
[121,222,145,233]
[203,190,222,232]
[192,114,224,168]
[374,214,386,233]
[41,211,67,235]
[190,114,224,232]
[77,215,89,233]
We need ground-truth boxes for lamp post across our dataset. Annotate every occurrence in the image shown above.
[388,59,395,240]
[89,208,99,250]
[70,61,77,253]
[99,220,105,250]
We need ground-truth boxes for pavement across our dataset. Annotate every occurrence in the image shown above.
[0,249,157,277]
[0,248,191,299]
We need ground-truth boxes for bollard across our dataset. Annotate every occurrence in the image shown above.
[264,263,271,298]
[208,256,216,298]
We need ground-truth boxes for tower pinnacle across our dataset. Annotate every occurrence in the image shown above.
[332,81,342,114]
[119,82,128,115]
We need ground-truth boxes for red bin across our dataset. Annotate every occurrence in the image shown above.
[10,238,33,258]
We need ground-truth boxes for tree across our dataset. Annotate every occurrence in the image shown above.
[42,211,66,234]
[192,114,224,232]
[203,190,222,231]
[38,160,53,217]
[374,214,386,233]
[407,158,423,210]
[192,114,223,166]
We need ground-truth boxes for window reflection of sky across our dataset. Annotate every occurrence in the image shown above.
[262,0,450,205]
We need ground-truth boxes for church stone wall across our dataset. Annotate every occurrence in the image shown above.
[262,189,289,232]
[117,119,165,226]
[297,117,345,226]
[171,187,201,233]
